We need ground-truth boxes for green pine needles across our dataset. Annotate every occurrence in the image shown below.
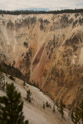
[0,83,29,124]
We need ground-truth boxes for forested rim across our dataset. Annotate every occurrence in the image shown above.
[0,9,83,15]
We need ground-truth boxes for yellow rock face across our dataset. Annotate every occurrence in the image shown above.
[0,13,83,108]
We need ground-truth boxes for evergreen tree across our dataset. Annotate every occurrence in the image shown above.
[0,83,28,124]
[71,100,83,124]
[78,100,83,124]
[26,89,32,103]
[71,108,80,124]
[46,101,51,108]
[43,103,45,109]
[0,67,4,81]
[53,105,55,113]
[58,100,65,118]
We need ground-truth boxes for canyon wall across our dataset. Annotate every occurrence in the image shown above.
[0,13,83,109]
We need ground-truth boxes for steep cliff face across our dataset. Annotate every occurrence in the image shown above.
[0,13,83,108]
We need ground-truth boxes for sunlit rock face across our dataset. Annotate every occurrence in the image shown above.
[0,13,83,108]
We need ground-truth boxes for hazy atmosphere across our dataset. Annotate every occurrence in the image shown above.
[0,0,83,10]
